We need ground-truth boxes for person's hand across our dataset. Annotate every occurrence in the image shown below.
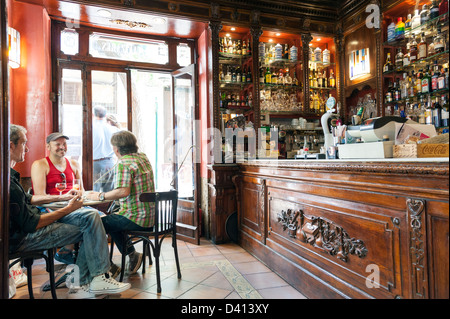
[66,194,84,212]
[67,188,83,197]
[59,190,78,201]
[85,191,100,201]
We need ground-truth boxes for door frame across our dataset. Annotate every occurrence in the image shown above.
[171,64,200,245]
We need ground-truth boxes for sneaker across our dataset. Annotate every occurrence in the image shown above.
[67,284,106,299]
[89,273,131,295]
[55,248,75,265]
[128,251,143,274]
[110,263,121,279]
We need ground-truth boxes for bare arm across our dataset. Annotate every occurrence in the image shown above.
[30,159,48,196]
[35,195,84,229]
[85,187,131,201]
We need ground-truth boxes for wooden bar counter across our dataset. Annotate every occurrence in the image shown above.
[233,158,449,299]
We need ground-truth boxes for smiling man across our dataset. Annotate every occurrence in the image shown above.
[31,132,84,264]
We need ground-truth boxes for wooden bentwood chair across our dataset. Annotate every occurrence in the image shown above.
[117,190,182,293]
[9,203,58,299]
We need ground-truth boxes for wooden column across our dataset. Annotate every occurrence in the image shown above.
[334,30,345,119]
[301,33,312,112]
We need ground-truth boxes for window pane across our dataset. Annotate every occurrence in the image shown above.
[60,29,79,55]
[60,69,83,169]
[89,33,169,64]
[131,70,174,191]
[91,71,128,192]
[177,43,191,67]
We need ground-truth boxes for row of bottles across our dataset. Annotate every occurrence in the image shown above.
[219,65,252,84]
[309,69,336,88]
[309,92,330,114]
[219,37,252,55]
[387,0,448,42]
[220,91,253,108]
[259,42,298,63]
[385,63,449,103]
[384,29,447,72]
[386,94,449,128]
[309,46,331,64]
[259,67,300,86]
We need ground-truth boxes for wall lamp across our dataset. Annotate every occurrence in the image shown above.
[8,27,20,69]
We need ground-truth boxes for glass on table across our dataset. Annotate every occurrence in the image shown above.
[72,179,81,191]
[55,182,67,196]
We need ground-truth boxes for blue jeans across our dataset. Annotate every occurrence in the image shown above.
[101,214,152,256]
[14,207,110,285]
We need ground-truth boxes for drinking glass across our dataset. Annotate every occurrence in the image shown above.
[73,179,81,191]
[55,182,67,196]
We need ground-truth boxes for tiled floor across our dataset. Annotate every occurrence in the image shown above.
[11,237,307,299]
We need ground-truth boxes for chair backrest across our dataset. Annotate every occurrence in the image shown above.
[139,190,178,234]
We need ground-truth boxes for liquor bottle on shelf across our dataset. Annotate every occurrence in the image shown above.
[271,69,278,85]
[433,97,442,127]
[404,40,411,66]
[236,67,241,83]
[225,66,232,82]
[242,40,247,55]
[418,32,427,60]
[432,62,440,91]
[383,52,394,72]
[422,67,432,93]
[411,9,421,33]
[293,71,299,86]
[265,67,272,84]
[416,70,423,93]
[317,72,322,88]
[242,67,247,83]
[409,71,416,97]
[405,14,412,34]
[387,20,396,42]
[438,66,446,89]
[395,17,405,40]
[314,46,322,62]
[441,95,449,127]
[409,35,418,63]
[433,27,445,53]
[323,71,328,88]
[328,70,335,88]
[424,96,433,125]
[247,40,252,55]
[386,81,393,103]
[283,44,289,59]
[236,40,242,55]
[439,0,448,22]
[420,4,430,25]
[428,39,436,57]
[430,0,440,20]
[259,67,265,84]
[395,48,404,68]
[285,68,292,85]
[247,68,252,83]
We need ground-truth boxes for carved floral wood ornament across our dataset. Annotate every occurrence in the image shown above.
[277,209,368,262]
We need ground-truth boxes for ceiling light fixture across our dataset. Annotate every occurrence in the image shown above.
[110,19,152,29]
[276,33,281,36]
[231,27,236,31]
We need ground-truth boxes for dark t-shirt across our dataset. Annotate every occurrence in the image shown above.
[9,168,42,251]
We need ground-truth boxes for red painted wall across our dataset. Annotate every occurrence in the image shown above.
[8,0,52,177]
[197,27,210,178]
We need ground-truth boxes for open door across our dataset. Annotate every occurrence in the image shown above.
[172,64,200,245]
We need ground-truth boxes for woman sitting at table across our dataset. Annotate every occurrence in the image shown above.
[86,130,155,277]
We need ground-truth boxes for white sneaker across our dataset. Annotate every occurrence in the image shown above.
[67,284,106,299]
[89,273,131,295]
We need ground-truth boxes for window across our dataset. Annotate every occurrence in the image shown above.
[60,29,79,55]
[89,32,169,64]
[177,43,192,67]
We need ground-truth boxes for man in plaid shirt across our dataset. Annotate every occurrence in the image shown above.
[87,130,155,276]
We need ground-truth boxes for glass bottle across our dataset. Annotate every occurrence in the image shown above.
[409,35,418,63]
[431,62,440,91]
[247,68,252,83]
[383,52,394,72]
[329,69,336,88]
[323,47,330,64]
[438,66,446,89]
[275,43,283,60]
[387,20,396,42]
[404,40,411,66]
[430,0,440,20]
[439,0,449,22]
[242,40,247,55]
[433,97,442,127]
[265,67,271,84]
[424,97,433,125]
[411,9,421,33]
[420,4,430,25]
[314,46,322,62]
[433,27,445,53]
[405,14,412,34]
[395,48,404,68]
[441,95,449,127]
[418,32,427,60]
[395,17,405,40]
[421,67,431,94]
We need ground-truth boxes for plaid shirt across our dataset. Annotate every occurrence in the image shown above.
[114,153,155,227]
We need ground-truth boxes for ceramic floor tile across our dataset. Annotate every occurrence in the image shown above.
[233,261,272,275]
[244,272,289,290]
[178,284,232,299]
[257,286,307,299]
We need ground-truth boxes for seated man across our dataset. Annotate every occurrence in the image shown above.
[9,124,130,298]
[31,132,84,264]
[86,130,155,276]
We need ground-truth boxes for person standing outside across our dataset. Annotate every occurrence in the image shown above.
[9,124,131,298]
[31,132,84,264]
[93,106,118,192]
[86,130,155,275]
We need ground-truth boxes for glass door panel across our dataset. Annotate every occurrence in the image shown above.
[131,70,174,191]
[60,68,83,170]
[91,70,128,192]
